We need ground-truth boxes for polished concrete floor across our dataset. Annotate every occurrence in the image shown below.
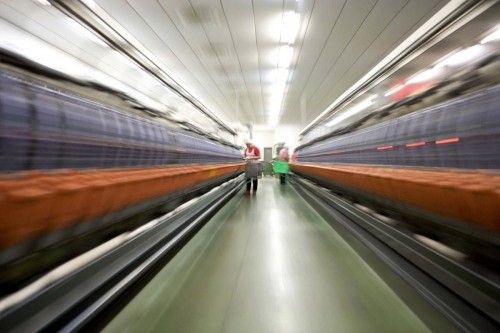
[103,178,437,333]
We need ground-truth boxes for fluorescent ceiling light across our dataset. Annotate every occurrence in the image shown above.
[276,68,289,84]
[269,68,289,83]
[436,45,482,67]
[281,11,300,44]
[67,18,108,48]
[271,82,286,95]
[36,0,51,5]
[270,95,282,105]
[269,107,281,117]
[481,25,500,44]
[278,45,293,68]
[269,94,283,110]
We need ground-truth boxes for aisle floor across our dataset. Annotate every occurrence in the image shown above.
[103,178,432,333]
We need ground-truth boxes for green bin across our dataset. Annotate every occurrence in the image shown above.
[273,161,289,174]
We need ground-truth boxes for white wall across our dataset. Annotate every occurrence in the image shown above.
[252,127,275,154]
[274,125,301,152]
[246,124,301,158]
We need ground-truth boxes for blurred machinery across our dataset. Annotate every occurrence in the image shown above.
[0,1,499,331]
[297,84,500,169]
[0,63,245,291]
[0,69,241,171]
[293,58,500,264]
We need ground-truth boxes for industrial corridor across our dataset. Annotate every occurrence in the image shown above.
[1,1,499,331]
[103,178,448,333]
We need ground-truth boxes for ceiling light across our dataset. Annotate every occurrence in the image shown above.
[269,108,281,117]
[269,97,283,113]
[36,0,51,5]
[269,93,283,106]
[436,45,482,67]
[480,25,500,44]
[271,83,286,96]
[269,68,289,83]
[276,68,289,84]
[278,45,293,68]
[281,11,300,44]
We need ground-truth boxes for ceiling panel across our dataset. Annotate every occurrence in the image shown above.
[98,0,235,121]
[223,0,263,121]
[283,0,448,126]
[305,0,408,118]
[283,0,378,125]
[304,0,449,125]
[0,0,455,131]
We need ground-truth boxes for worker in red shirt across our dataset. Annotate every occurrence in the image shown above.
[243,139,261,194]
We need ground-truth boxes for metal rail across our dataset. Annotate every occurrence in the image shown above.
[290,175,500,332]
[0,175,244,332]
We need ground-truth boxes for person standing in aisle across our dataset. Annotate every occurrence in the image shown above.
[278,146,289,184]
[243,139,261,194]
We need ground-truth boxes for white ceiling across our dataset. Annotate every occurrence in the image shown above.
[91,0,449,127]
[0,0,455,131]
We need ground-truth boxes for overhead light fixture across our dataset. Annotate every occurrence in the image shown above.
[269,93,283,119]
[276,68,289,84]
[269,68,289,84]
[436,45,482,68]
[278,45,293,68]
[281,11,300,44]
[271,83,286,95]
[269,107,281,118]
[269,93,283,107]
[268,10,300,126]
[480,25,500,44]
[36,0,51,5]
